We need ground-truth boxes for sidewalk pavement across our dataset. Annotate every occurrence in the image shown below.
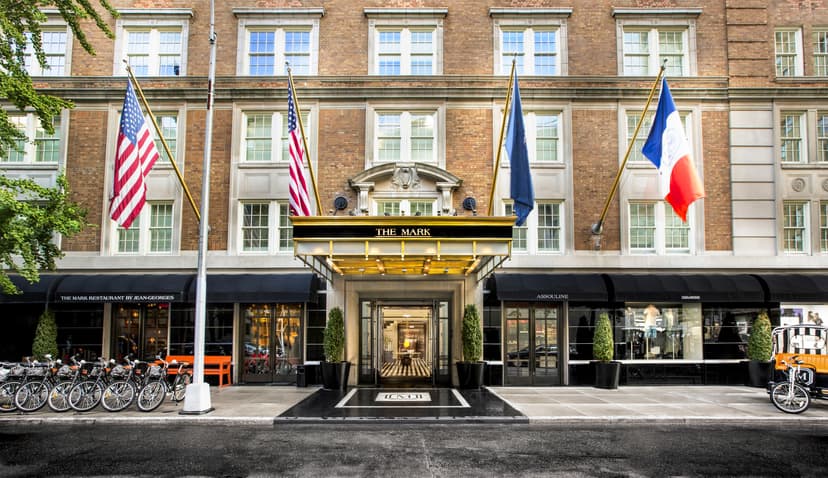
[1,385,827,427]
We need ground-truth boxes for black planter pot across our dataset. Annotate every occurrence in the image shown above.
[593,361,621,389]
[746,360,772,388]
[321,361,351,391]
[456,361,485,389]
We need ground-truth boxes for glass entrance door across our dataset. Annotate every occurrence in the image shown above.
[112,303,170,362]
[505,303,560,385]
[242,304,303,383]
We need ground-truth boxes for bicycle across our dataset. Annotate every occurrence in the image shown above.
[136,356,191,412]
[100,355,148,412]
[13,355,57,412]
[47,356,82,412]
[770,356,815,414]
[0,361,28,412]
[68,357,110,412]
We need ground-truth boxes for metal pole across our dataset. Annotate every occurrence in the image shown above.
[591,60,667,236]
[183,0,215,414]
[486,60,516,216]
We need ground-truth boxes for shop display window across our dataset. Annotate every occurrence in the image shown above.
[168,305,233,356]
[620,303,702,360]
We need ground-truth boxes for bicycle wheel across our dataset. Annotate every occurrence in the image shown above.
[69,381,103,412]
[48,381,74,412]
[137,380,166,412]
[0,381,21,412]
[172,373,191,402]
[770,382,810,414]
[14,381,49,412]
[101,381,136,412]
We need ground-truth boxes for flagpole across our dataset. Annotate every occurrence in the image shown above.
[122,62,201,222]
[182,0,216,414]
[591,60,667,236]
[487,59,516,216]
[286,65,322,216]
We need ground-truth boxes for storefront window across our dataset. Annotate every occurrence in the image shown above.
[780,304,827,327]
[168,305,233,356]
[54,307,104,362]
[702,307,762,359]
[620,303,702,360]
[567,305,615,361]
[242,303,303,383]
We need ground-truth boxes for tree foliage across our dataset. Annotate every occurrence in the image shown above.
[747,310,773,362]
[323,307,345,363]
[461,304,482,362]
[0,1,115,294]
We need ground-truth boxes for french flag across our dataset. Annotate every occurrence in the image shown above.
[642,78,705,222]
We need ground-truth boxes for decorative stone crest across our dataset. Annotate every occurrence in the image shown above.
[391,165,420,190]
[791,177,806,192]
[823,178,828,192]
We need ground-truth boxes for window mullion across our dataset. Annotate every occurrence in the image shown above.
[270,201,278,254]
[524,28,534,75]
[401,112,411,162]
[273,112,282,160]
[649,29,659,75]
[400,29,411,75]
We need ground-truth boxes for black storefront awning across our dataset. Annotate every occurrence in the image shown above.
[0,275,63,303]
[756,274,828,302]
[54,274,194,303]
[492,274,609,302]
[190,273,317,303]
[607,274,765,303]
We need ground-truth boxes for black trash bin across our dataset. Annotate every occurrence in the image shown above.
[296,365,307,387]
[484,361,503,386]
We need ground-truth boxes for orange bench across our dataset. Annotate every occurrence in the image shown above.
[162,355,233,388]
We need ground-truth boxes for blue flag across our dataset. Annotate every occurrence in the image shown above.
[506,72,534,226]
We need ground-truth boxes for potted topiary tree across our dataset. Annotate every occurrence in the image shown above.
[321,306,350,391]
[593,312,620,389]
[31,309,58,362]
[746,310,773,388]
[456,304,485,389]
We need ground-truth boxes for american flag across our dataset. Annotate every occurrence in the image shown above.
[288,84,311,216]
[109,81,160,229]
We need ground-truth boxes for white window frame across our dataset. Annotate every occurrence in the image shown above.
[504,202,528,252]
[820,201,828,253]
[782,200,810,254]
[1,112,65,165]
[113,9,191,76]
[112,201,176,255]
[490,8,570,76]
[780,111,806,164]
[627,201,694,255]
[373,198,437,216]
[366,104,444,168]
[624,110,693,164]
[775,28,804,77]
[24,22,71,77]
[813,29,828,76]
[234,8,323,76]
[239,109,311,163]
[612,8,700,77]
[238,200,293,254]
[503,200,564,254]
[152,112,179,167]
[366,8,446,75]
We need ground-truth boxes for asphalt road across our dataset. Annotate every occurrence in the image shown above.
[1,423,826,477]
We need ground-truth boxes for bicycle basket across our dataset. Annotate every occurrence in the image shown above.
[56,365,73,378]
[90,365,103,377]
[110,365,127,379]
[28,366,48,377]
[10,365,26,378]
[0,368,8,381]
[148,365,163,378]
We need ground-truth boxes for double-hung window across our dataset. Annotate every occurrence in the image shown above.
[504,201,563,254]
[373,110,437,164]
[779,109,828,164]
[235,9,323,76]
[504,203,527,252]
[628,201,691,255]
[153,114,178,164]
[625,110,692,164]
[240,201,292,253]
[2,114,62,164]
[366,8,445,75]
[490,9,570,76]
[241,110,310,163]
[782,201,809,254]
[375,199,435,216]
[24,28,69,76]
[814,29,828,76]
[115,202,175,254]
[536,202,562,252]
[820,202,828,253]
[114,10,190,76]
[613,9,699,76]
[775,29,804,77]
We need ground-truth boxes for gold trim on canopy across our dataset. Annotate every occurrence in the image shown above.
[291,216,514,282]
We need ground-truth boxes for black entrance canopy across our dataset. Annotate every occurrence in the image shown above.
[492,274,609,302]
[54,274,194,303]
[756,274,828,302]
[607,274,765,303]
[189,273,317,303]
